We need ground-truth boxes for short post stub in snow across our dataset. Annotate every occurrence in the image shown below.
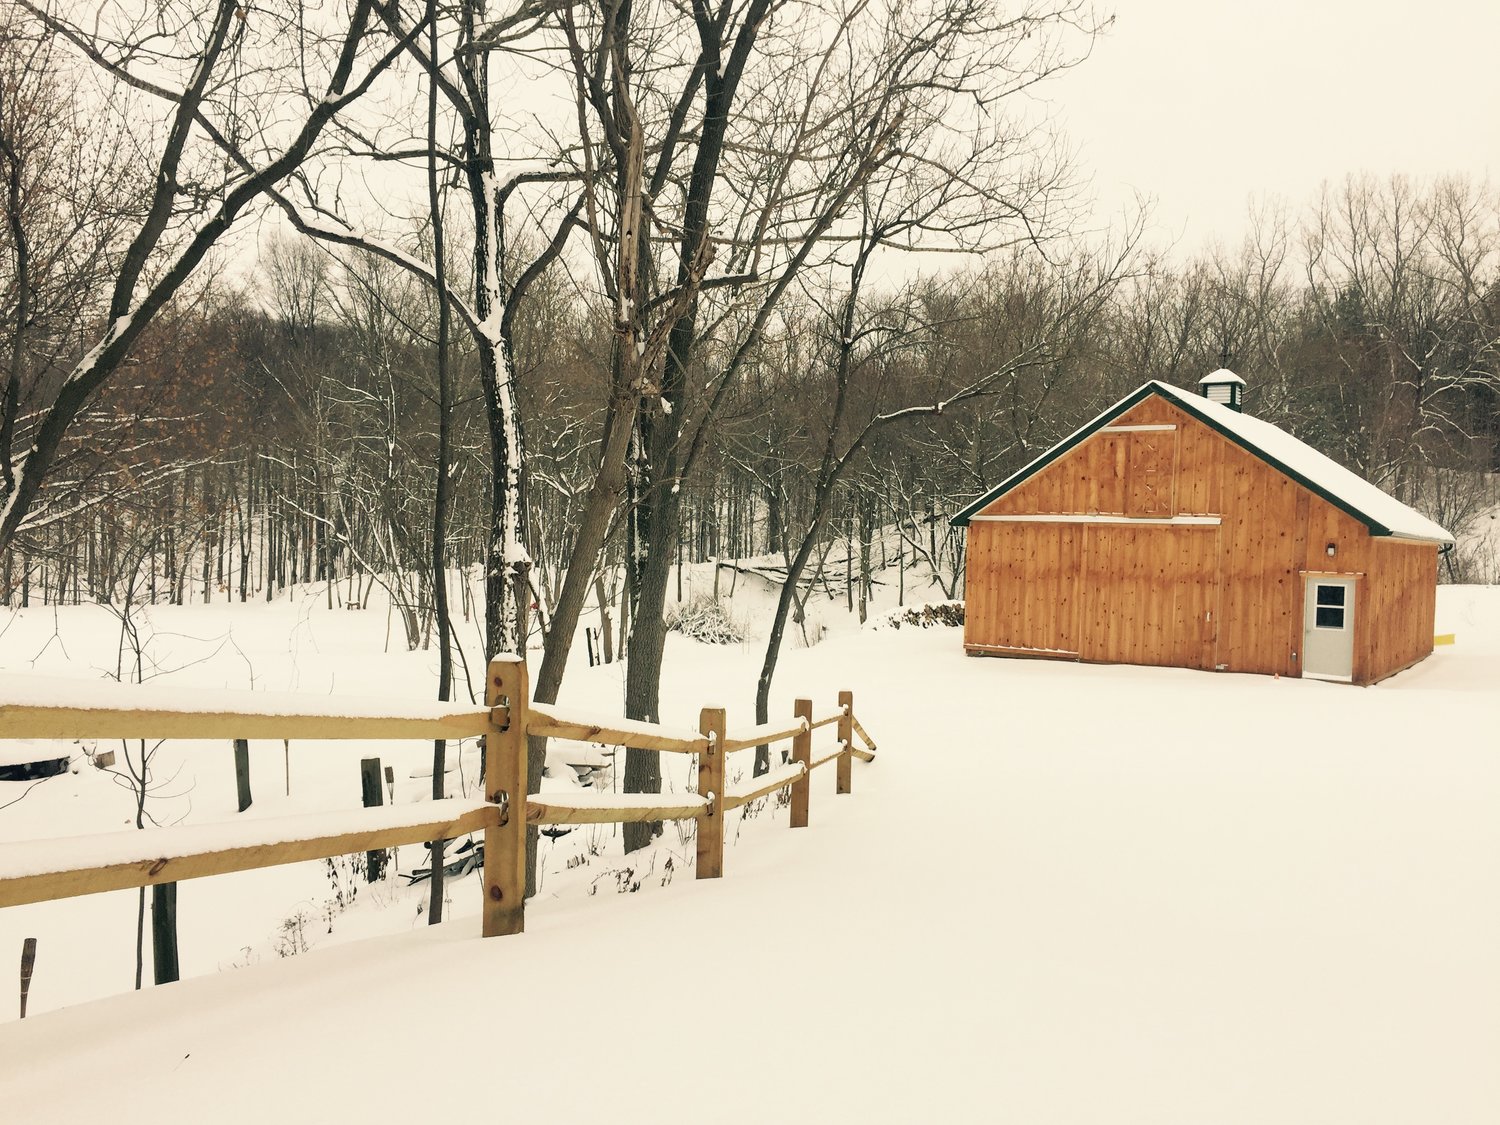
[19,937,37,1019]
[360,757,385,882]
[483,656,528,937]
[696,707,726,879]
[151,881,179,985]
[233,739,252,812]
[836,691,853,796]
[791,699,812,829]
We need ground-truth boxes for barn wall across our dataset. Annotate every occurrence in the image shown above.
[1077,524,1218,669]
[1215,437,1302,675]
[983,432,1131,516]
[983,398,1189,518]
[1358,540,1439,683]
[1293,495,1438,684]
[962,522,1080,654]
[964,393,1441,682]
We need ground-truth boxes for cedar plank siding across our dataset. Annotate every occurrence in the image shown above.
[1360,539,1440,681]
[962,395,1441,684]
[1077,523,1218,669]
[964,523,1081,655]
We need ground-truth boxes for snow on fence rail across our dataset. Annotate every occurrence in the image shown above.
[0,659,877,937]
[0,672,502,740]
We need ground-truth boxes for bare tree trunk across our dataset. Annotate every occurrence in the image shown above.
[425,1,453,923]
[858,490,873,624]
[134,886,145,990]
[532,392,636,702]
[593,573,615,664]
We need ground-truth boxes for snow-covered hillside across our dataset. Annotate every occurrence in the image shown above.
[1,579,1497,1124]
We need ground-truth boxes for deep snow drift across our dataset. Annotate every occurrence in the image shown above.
[0,578,1497,1124]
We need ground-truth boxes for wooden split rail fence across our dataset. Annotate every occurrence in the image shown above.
[0,657,877,938]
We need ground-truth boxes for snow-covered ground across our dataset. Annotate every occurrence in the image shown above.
[1,573,1497,1124]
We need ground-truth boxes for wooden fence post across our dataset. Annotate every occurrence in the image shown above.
[837,690,853,795]
[696,707,725,879]
[360,757,386,881]
[791,699,812,828]
[483,656,528,937]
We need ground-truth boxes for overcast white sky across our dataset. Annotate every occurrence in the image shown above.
[1049,0,1500,251]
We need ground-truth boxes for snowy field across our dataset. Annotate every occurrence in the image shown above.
[1,574,1498,1124]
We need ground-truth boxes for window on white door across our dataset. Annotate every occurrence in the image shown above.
[1314,583,1347,629]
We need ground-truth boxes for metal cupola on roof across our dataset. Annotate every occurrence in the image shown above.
[1199,367,1245,412]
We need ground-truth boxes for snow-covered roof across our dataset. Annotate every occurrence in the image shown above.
[952,380,1455,545]
[1151,382,1453,543]
[1199,368,1246,386]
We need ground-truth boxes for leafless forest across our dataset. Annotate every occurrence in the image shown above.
[4,1,1497,717]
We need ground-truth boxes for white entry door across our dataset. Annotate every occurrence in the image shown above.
[1303,577,1356,682]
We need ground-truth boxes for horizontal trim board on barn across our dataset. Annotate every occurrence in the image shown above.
[950,381,1453,545]
[969,515,1222,526]
[963,643,1081,658]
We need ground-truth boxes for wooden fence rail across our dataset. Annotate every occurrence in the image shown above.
[0,658,877,938]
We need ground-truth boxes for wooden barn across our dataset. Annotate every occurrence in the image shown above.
[951,372,1454,684]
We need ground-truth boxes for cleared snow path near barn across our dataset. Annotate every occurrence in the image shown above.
[3,588,1499,1124]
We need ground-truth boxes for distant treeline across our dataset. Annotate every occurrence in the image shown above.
[3,175,1498,625]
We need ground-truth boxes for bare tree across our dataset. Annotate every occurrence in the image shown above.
[1,0,405,553]
[615,0,1103,808]
[1302,175,1499,498]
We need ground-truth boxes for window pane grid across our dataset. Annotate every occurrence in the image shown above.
[1313,583,1349,630]
[1316,584,1346,608]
